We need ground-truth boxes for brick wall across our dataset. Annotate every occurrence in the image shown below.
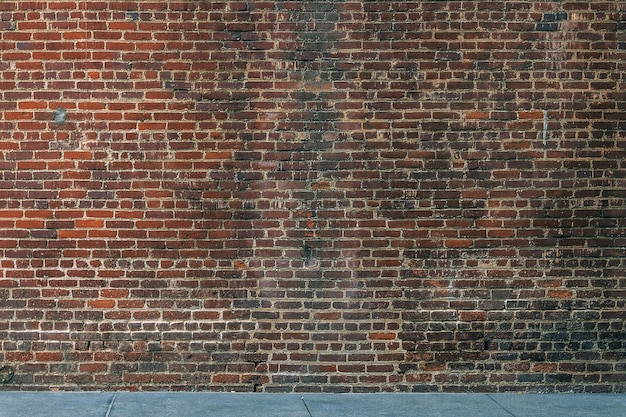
[0,1,624,392]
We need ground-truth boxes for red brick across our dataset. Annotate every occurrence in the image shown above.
[459,311,488,322]
[0,0,621,394]
[88,300,116,309]
[548,290,574,299]
[80,363,108,373]
[35,352,64,362]
[369,332,397,341]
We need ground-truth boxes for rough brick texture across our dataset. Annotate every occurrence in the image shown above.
[0,1,624,393]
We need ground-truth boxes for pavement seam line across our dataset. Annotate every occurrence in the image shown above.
[104,392,118,417]
[486,394,517,417]
[300,395,314,417]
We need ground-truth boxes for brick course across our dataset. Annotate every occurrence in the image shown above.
[0,1,624,392]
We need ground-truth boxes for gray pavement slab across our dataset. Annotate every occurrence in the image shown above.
[0,392,113,417]
[488,393,626,417]
[302,393,511,417]
[0,392,623,417]
[109,392,310,417]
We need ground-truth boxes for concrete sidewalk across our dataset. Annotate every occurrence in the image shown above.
[0,392,623,417]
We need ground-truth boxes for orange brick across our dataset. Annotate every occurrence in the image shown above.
[75,219,105,228]
[518,110,544,119]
